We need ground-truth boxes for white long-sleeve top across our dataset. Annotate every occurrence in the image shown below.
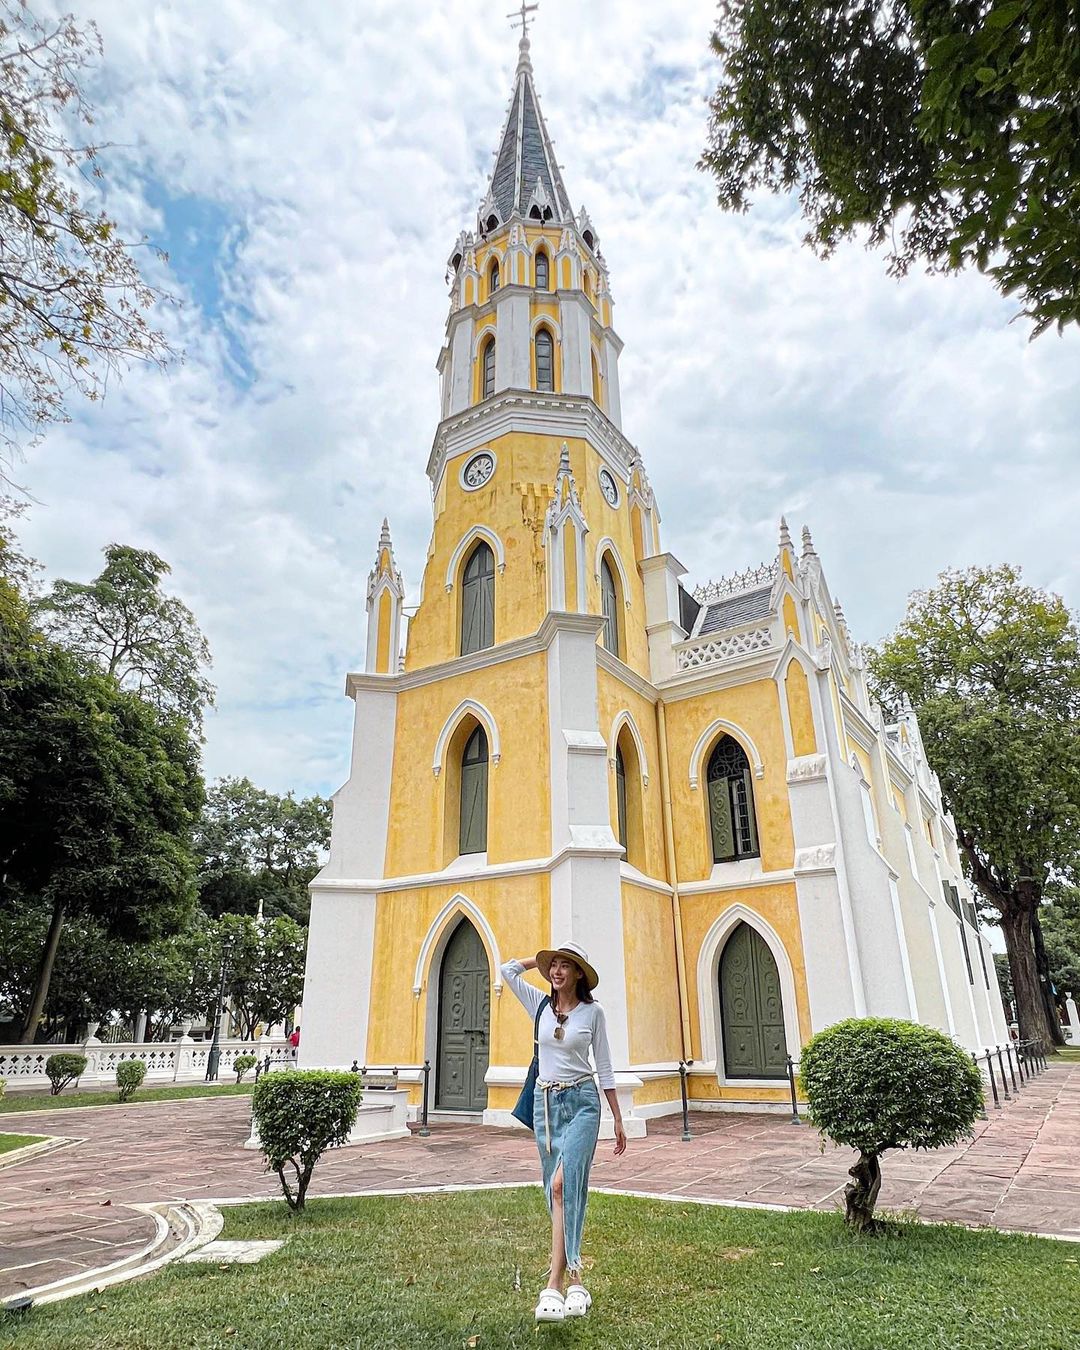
[501,959,616,1090]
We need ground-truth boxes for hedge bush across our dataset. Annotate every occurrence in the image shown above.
[45,1053,87,1096]
[251,1070,362,1211]
[801,1018,984,1232]
[233,1054,257,1084]
[116,1059,147,1102]
[0,1078,5,1104]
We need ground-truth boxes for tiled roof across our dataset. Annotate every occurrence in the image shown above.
[483,43,572,226]
[699,586,773,635]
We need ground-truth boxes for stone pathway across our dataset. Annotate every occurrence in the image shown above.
[1,1061,1077,1301]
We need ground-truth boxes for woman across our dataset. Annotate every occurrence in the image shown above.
[501,941,627,1324]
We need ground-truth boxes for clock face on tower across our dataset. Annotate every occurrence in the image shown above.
[461,451,496,490]
[598,467,620,507]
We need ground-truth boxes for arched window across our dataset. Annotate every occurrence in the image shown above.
[591,352,603,407]
[460,541,495,655]
[481,337,496,400]
[535,250,549,290]
[459,725,488,855]
[615,745,628,853]
[488,260,500,296]
[535,328,554,392]
[707,736,760,863]
[600,556,619,656]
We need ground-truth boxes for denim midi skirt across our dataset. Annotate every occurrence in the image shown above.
[533,1079,602,1276]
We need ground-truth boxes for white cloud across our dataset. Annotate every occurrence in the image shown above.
[15,0,1080,798]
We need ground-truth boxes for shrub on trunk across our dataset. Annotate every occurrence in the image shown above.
[800,1019,984,1233]
[45,1053,87,1096]
[233,1054,257,1084]
[116,1059,147,1102]
[251,1070,361,1211]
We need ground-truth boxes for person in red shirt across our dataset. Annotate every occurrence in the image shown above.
[288,1026,300,1057]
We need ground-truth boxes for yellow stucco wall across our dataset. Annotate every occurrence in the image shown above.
[784,661,817,757]
[662,681,795,882]
[622,881,682,1066]
[366,873,550,1075]
[406,434,650,679]
[384,654,550,875]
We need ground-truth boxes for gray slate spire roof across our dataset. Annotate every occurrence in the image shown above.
[481,35,572,230]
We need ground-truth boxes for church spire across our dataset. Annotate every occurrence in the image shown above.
[479,11,572,232]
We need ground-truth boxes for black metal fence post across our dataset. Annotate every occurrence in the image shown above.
[678,1060,692,1141]
[1014,1041,1026,1083]
[417,1060,431,1137]
[1004,1043,1019,1095]
[786,1056,801,1125]
[985,1049,1001,1108]
[996,1047,1011,1101]
[972,1053,988,1120]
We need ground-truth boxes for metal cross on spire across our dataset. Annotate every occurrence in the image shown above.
[507,1,538,38]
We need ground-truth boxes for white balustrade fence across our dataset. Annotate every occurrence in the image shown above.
[0,1036,290,1093]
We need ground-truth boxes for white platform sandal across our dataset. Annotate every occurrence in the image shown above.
[564,1285,592,1318]
[534,1289,565,1323]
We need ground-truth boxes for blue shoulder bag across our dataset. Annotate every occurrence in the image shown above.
[511,994,550,1130]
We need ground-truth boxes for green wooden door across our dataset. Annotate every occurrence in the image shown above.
[719,922,788,1079]
[436,920,491,1111]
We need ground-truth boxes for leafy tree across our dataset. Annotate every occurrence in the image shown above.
[1041,884,1080,1005]
[214,912,307,1040]
[871,565,1080,1046]
[196,777,331,925]
[0,3,170,472]
[36,544,213,735]
[702,0,1080,335]
[0,593,203,1042]
[801,1018,984,1233]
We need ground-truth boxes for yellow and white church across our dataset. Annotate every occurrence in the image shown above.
[299,30,1008,1134]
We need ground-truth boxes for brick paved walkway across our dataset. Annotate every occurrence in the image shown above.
[1,1061,1077,1300]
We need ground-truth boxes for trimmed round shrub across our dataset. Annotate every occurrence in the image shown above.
[801,1018,984,1233]
[233,1054,257,1084]
[45,1053,87,1096]
[251,1070,362,1211]
[116,1058,147,1102]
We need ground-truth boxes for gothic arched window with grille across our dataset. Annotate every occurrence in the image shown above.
[535,249,549,290]
[481,337,496,400]
[488,259,500,296]
[535,327,554,392]
[460,542,495,655]
[615,744,628,851]
[459,724,489,855]
[707,735,760,863]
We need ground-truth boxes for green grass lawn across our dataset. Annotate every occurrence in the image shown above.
[0,1082,255,1114]
[0,1132,45,1155]
[3,1189,1078,1349]
[1054,1046,1080,1062]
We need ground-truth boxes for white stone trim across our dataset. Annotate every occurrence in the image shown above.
[594,537,631,604]
[432,698,502,776]
[696,904,802,1082]
[688,718,765,788]
[608,709,650,786]
[412,893,504,996]
[444,525,506,591]
[529,311,562,341]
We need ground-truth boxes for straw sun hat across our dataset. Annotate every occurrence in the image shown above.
[535,941,599,991]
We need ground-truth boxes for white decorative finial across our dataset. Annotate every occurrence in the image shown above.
[779,516,792,550]
[558,441,571,471]
[379,517,392,548]
[801,525,817,557]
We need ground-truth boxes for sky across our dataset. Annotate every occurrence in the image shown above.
[14,0,1080,802]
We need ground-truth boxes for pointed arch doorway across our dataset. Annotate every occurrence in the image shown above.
[719,922,788,1079]
[436,918,491,1111]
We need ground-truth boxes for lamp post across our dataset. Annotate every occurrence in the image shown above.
[205,940,233,1083]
